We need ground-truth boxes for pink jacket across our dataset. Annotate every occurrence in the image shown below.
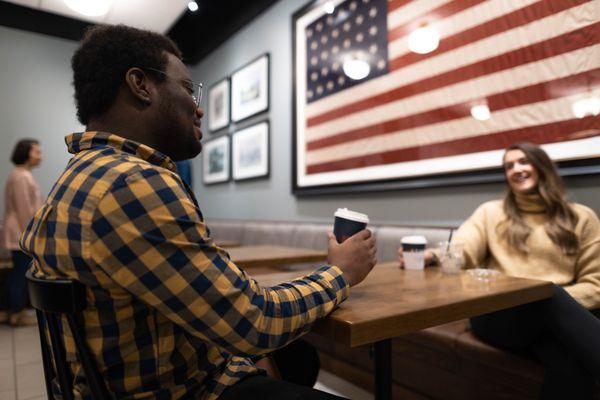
[1,167,42,250]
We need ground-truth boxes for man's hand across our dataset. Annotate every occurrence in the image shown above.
[327,229,376,287]
[397,248,436,268]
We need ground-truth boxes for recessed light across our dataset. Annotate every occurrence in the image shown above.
[188,1,199,12]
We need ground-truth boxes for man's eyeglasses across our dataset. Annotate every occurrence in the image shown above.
[145,67,203,106]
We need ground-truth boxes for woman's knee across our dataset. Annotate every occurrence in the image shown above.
[470,307,541,350]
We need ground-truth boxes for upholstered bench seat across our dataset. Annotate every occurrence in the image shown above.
[207,219,453,264]
[307,317,600,399]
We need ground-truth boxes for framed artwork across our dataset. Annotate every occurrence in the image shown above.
[291,0,600,195]
[232,121,270,181]
[202,135,230,185]
[208,78,230,132]
[231,53,270,122]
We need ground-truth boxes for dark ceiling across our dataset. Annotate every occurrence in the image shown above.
[169,0,279,64]
[0,0,279,65]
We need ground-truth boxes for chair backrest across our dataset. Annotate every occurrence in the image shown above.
[26,269,112,400]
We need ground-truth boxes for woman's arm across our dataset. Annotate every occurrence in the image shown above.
[397,202,493,268]
[11,172,38,231]
[564,207,600,310]
[452,203,492,268]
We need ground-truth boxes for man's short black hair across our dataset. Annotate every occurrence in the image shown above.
[71,24,183,125]
[11,139,39,165]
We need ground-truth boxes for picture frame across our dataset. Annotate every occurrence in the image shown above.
[232,121,270,181]
[202,135,230,185]
[208,78,230,132]
[231,53,270,122]
[291,0,600,195]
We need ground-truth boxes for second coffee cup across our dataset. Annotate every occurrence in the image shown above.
[401,235,427,270]
[333,208,369,243]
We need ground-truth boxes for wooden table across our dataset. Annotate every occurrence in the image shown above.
[256,262,554,400]
[227,245,327,269]
[215,240,241,248]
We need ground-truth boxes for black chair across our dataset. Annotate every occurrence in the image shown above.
[26,269,112,400]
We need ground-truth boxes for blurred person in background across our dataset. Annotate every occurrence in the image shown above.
[0,139,42,326]
[398,142,600,399]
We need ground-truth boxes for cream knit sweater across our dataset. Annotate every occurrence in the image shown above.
[453,194,600,310]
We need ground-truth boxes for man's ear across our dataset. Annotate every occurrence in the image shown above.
[124,67,153,105]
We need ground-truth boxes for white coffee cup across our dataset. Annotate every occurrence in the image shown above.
[401,235,427,270]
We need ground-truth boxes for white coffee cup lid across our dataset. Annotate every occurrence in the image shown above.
[334,208,369,224]
[401,235,427,245]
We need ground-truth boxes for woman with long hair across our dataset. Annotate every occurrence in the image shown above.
[0,139,43,326]
[399,142,600,399]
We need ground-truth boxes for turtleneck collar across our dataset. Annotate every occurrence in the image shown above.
[514,191,546,213]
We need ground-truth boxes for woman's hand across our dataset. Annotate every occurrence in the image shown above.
[397,247,436,268]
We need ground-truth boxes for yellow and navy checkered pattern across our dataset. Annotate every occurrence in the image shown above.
[20,131,349,400]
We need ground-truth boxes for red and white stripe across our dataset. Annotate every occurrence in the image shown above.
[295,0,600,186]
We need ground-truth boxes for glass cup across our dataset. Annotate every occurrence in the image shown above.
[438,241,464,274]
[464,267,501,292]
[466,268,501,282]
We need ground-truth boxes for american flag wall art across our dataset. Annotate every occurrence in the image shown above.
[292,0,600,194]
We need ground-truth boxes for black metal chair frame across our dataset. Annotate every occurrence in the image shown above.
[26,269,112,400]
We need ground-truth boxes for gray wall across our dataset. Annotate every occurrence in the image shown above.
[0,25,83,214]
[190,0,599,226]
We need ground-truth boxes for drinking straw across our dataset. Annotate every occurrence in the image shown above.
[446,229,454,252]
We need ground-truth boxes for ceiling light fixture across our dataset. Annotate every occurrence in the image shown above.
[470,104,491,121]
[408,23,440,54]
[323,2,335,14]
[64,0,113,17]
[571,95,600,119]
[343,56,370,80]
[188,1,199,12]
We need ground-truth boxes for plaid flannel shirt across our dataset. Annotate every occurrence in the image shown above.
[20,131,349,400]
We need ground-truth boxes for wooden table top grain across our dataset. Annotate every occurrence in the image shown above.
[215,240,241,248]
[255,262,554,347]
[227,245,328,269]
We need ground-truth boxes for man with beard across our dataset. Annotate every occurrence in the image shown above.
[20,25,376,400]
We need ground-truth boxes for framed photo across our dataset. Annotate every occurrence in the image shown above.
[202,135,230,185]
[208,78,230,132]
[231,53,270,122]
[291,0,600,195]
[232,121,270,181]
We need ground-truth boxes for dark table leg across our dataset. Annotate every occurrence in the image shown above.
[374,339,392,400]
